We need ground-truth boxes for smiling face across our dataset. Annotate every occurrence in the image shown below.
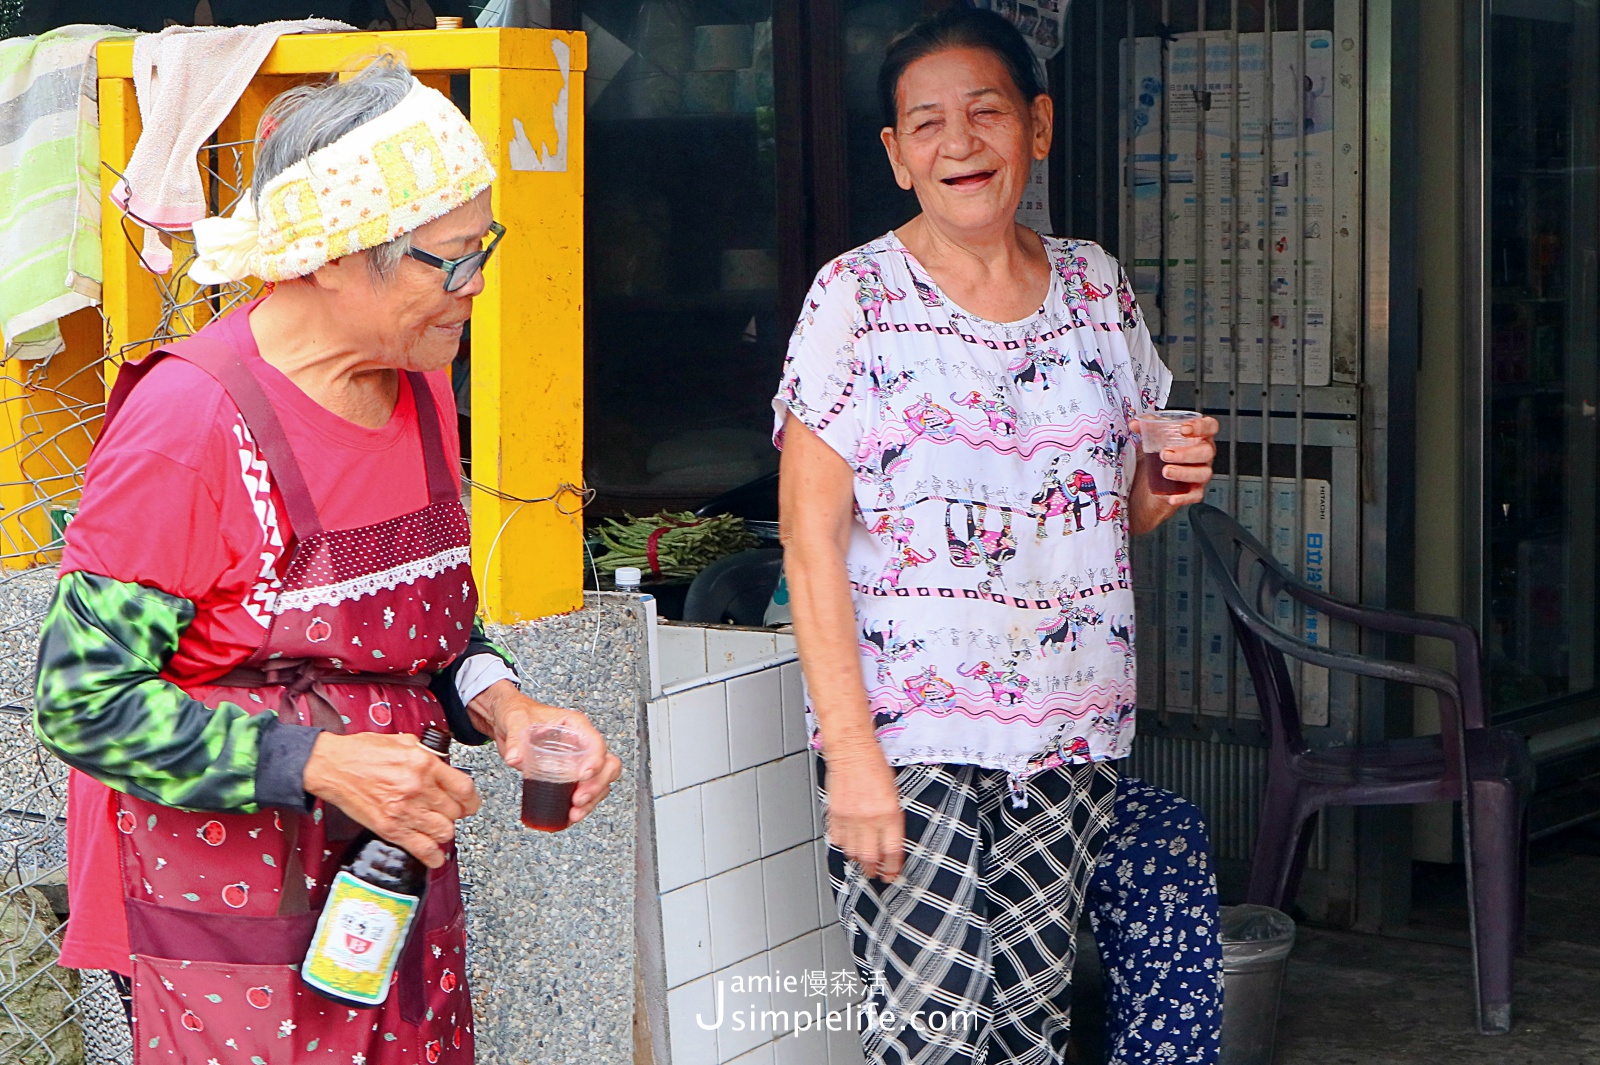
[324,192,494,373]
[881,47,1052,239]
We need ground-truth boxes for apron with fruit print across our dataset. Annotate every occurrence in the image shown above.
[103,335,477,1065]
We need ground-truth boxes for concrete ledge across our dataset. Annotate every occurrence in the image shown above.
[460,592,648,1065]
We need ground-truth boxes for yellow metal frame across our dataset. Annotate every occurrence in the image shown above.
[0,310,106,566]
[96,28,586,622]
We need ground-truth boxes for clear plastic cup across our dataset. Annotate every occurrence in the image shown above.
[1136,409,1204,496]
[519,723,594,832]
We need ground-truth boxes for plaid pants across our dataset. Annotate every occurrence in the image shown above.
[820,759,1120,1065]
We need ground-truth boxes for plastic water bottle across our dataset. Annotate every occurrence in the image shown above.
[614,566,643,593]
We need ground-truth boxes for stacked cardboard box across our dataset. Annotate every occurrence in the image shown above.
[1122,31,1334,387]
[1137,474,1331,725]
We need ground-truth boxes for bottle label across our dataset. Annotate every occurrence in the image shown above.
[301,871,419,1005]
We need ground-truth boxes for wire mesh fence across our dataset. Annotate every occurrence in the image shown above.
[0,139,256,1064]
[0,140,255,567]
[0,566,131,1065]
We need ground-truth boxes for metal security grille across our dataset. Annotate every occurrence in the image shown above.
[1061,0,1369,867]
[1065,0,1365,731]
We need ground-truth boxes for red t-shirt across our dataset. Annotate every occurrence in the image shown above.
[58,299,460,971]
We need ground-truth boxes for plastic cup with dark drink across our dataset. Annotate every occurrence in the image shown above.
[1136,409,1205,496]
[520,723,593,832]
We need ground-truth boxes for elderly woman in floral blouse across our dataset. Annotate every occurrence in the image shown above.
[776,9,1222,1065]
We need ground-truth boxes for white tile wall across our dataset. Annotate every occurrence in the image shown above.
[706,860,767,971]
[829,1022,867,1065]
[660,881,712,989]
[658,624,709,687]
[727,669,784,773]
[647,698,673,797]
[813,838,835,927]
[669,685,730,788]
[757,754,814,858]
[708,627,780,672]
[655,788,706,892]
[820,922,856,1014]
[667,975,719,1065]
[727,1043,776,1065]
[715,951,776,1060]
[647,620,836,1065]
[768,930,823,1032]
[778,661,808,755]
[702,769,761,877]
[762,845,819,949]
[775,1030,829,1065]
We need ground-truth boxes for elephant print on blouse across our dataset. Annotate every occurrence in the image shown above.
[825,253,906,324]
[868,514,936,589]
[902,665,957,710]
[954,390,1019,436]
[1008,339,1064,392]
[1089,700,1137,747]
[904,393,957,440]
[1037,603,1106,653]
[958,650,1032,705]
[1032,459,1110,538]
[1062,248,1115,316]
[856,425,915,505]
[1107,615,1135,674]
[1079,351,1121,411]
[861,621,926,686]
[945,502,1018,595]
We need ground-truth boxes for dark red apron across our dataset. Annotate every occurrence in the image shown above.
[104,334,477,1064]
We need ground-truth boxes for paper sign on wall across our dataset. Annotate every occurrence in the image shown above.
[1016,158,1051,233]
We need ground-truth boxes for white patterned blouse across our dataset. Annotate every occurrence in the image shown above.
[772,232,1172,783]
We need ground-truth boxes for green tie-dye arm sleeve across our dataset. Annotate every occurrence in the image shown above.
[468,614,515,669]
[33,570,276,812]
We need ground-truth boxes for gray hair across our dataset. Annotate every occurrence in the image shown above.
[251,53,415,282]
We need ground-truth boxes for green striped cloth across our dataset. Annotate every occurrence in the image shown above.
[0,25,134,361]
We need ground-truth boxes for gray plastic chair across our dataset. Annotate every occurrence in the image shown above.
[1188,503,1535,1035]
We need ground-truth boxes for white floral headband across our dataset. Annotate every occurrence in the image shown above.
[190,78,496,285]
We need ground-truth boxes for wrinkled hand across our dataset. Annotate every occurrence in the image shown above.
[474,682,623,828]
[1131,414,1220,534]
[302,731,481,869]
[825,746,904,883]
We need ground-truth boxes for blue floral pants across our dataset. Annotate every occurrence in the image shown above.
[1086,776,1224,1065]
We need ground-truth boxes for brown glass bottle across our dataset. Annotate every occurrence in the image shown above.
[300,726,450,1009]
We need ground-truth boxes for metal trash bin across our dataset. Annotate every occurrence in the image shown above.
[1219,905,1296,1065]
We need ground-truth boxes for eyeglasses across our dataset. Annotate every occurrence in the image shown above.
[404,221,505,292]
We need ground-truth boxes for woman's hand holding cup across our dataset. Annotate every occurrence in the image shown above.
[473,682,622,829]
[1135,410,1219,506]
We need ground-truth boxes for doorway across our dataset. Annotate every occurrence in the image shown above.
[1466,0,1600,835]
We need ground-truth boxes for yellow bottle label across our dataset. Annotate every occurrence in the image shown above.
[300,870,418,1005]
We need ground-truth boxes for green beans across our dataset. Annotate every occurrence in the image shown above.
[591,511,758,581]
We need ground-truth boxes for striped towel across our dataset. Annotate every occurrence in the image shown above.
[0,25,134,361]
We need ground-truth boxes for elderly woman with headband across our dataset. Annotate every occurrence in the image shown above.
[776,9,1222,1065]
[33,55,620,1064]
